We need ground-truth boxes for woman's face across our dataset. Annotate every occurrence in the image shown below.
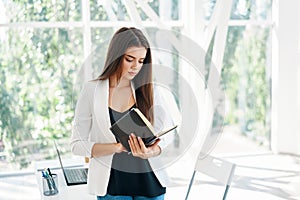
[121,46,147,80]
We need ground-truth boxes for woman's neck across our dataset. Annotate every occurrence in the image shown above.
[109,76,130,88]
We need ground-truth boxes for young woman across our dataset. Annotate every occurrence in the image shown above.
[71,27,176,200]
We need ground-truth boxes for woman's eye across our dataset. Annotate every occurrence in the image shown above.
[125,57,144,64]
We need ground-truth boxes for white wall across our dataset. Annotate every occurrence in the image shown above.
[271,0,300,155]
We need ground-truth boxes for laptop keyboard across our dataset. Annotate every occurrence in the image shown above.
[65,168,87,183]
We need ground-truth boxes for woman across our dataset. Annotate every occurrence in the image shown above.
[71,27,176,200]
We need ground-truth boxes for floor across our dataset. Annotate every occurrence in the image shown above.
[164,129,300,200]
[165,152,300,200]
[0,130,300,200]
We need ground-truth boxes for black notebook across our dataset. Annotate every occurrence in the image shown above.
[110,108,177,152]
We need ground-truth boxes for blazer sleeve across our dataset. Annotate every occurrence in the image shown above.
[70,82,96,158]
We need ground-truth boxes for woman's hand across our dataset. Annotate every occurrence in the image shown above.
[128,133,161,159]
[91,143,127,158]
[115,142,127,153]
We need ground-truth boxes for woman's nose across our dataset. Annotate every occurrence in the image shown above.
[132,60,140,68]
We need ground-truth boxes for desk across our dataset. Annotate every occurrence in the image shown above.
[34,158,95,200]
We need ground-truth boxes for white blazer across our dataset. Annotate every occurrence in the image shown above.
[70,79,179,196]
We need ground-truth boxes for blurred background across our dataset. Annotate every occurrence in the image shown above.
[0,0,273,171]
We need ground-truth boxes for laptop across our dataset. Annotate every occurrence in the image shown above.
[54,141,88,186]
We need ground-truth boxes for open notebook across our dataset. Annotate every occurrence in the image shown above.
[110,107,178,152]
[54,141,88,186]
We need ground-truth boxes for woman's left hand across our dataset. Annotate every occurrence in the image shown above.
[128,133,161,159]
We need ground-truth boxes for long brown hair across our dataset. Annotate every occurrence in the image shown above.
[97,27,154,123]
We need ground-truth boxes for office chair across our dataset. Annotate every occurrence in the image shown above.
[185,153,236,200]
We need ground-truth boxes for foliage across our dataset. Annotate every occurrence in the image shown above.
[220,0,272,146]
[222,26,271,145]
[7,0,81,22]
[0,0,83,169]
[0,0,272,170]
[204,0,272,146]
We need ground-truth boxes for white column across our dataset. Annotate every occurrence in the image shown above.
[271,0,300,155]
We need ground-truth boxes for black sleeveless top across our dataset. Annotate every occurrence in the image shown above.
[107,106,166,197]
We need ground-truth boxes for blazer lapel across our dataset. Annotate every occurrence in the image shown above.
[93,80,116,142]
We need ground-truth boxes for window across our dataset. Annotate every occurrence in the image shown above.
[222,0,272,148]
[0,0,181,171]
[0,0,272,172]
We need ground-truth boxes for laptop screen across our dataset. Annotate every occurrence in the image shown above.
[54,141,68,178]
[53,141,88,186]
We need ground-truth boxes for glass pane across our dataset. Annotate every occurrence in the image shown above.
[145,0,180,20]
[86,28,115,79]
[201,0,272,21]
[2,0,81,22]
[201,0,217,20]
[0,28,83,171]
[231,0,272,20]
[222,26,271,147]
[90,0,130,21]
[157,0,180,20]
[90,0,180,21]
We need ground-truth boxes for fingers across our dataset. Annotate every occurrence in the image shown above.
[128,134,162,159]
[128,134,137,153]
[129,134,143,152]
[137,136,147,150]
[149,138,161,147]
[115,143,128,153]
[120,144,128,152]
[128,133,148,159]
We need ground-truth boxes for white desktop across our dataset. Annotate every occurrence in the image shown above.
[34,157,94,200]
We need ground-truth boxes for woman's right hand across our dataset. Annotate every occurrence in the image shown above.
[115,143,127,153]
[91,143,127,157]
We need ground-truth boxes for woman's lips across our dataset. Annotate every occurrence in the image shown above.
[128,72,137,76]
